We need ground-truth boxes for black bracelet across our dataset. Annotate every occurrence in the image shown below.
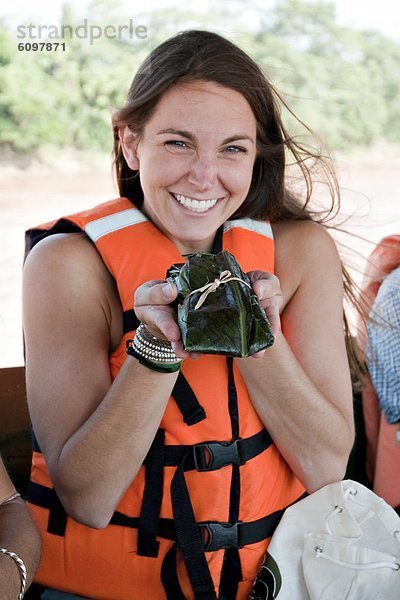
[126,342,182,373]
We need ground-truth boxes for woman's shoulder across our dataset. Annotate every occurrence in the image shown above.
[25,232,109,283]
[271,219,342,307]
[272,219,339,264]
[24,233,122,339]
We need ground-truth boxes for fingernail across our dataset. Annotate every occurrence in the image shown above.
[162,282,174,300]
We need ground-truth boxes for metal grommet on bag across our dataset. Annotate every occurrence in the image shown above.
[314,546,323,557]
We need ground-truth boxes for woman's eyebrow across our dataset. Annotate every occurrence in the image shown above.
[157,128,254,144]
[157,128,195,139]
[223,134,255,145]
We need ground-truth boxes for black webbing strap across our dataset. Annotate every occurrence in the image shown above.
[171,372,207,426]
[219,357,242,599]
[164,428,272,471]
[170,464,217,600]
[122,309,140,335]
[28,480,304,544]
[137,429,165,557]
[25,219,83,257]
[28,482,68,536]
[31,430,41,453]
[212,225,223,253]
[28,428,271,541]
[161,542,187,600]
[47,492,68,536]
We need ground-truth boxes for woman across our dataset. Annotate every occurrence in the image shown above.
[23,30,354,599]
[0,455,41,598]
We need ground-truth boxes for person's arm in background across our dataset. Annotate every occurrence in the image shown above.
[367,266,400,426]
[0,456,41,599]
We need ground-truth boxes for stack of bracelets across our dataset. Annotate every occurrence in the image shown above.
[126,323,183,373]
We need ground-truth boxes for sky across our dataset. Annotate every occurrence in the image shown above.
[1,0,400,41]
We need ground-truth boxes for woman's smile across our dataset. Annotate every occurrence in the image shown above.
[170,192,220,213]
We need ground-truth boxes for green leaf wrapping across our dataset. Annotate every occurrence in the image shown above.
[168,251,275,357]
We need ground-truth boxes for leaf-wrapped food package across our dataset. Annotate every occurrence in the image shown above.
[168,251,275,357]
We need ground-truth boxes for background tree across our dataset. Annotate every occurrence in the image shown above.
[0,0,399,155]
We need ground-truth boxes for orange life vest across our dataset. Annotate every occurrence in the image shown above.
[26,197,305,600]
[358,235,400,511]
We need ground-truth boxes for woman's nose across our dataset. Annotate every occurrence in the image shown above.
[187,156,218,192]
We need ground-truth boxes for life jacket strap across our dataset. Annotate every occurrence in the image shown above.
[27,481,303,546]
[28,428,272,539]
[171,465,217,599]
[136,428,271,560]
[161,542,187,600]
[166,428,272,599]
[164,428,272,471]
[122,309,140,334]
[137,428,165,557]
[171,371,207,426]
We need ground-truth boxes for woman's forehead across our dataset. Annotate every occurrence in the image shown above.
[147,80,257,137]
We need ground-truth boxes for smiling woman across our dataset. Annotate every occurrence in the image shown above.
[22,29,356,600]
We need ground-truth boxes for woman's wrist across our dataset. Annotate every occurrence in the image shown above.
[126,323,183,373]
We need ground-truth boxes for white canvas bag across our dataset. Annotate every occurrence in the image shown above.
[250,480,400,599]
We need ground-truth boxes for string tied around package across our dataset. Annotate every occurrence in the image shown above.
[188,269,252,310]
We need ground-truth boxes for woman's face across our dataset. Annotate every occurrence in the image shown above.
[124,80,257,254]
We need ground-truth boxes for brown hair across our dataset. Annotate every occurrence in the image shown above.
[112,29,366,384]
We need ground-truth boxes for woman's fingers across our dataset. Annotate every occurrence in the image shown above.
[134,280,201,361]
[134,280,177,307]
[134,280,179,341]
[247,270,283,339]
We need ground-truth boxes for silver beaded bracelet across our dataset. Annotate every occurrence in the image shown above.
[133,323,182,365]
[0,548,27,599]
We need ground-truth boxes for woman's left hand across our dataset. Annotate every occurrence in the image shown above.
[247,270,283,357]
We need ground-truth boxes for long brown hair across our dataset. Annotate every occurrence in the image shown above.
[112,29,366,384]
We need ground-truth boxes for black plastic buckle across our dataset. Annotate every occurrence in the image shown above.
[193,439,243,471]
[198,521,243,551]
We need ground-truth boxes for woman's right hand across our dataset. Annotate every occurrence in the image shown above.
[134,280,197,359]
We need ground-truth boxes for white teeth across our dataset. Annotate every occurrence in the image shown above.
[174,193,218,212]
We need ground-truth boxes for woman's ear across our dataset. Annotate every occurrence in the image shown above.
[119,126,140,170]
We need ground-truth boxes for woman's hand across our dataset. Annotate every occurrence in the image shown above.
[247,270,283,358]
[134,280,199,359]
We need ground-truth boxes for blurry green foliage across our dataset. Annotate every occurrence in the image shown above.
[0,0,399,154]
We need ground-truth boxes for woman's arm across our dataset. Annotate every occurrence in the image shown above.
[237,220,354,493]
[23,233,181,528]
[0,457,41,597]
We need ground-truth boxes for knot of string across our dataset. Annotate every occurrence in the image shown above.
[188,270,252,310]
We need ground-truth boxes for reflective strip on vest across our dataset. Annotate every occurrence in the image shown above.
[84,208,148,242]
[223,218,273,239]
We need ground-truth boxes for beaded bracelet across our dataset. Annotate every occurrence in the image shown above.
[126,323,182,373]
[0,548,27,599]
[126,344,182,373]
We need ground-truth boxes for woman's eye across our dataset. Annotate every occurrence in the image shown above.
[165,140,188,149]
[224,145,245,154]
